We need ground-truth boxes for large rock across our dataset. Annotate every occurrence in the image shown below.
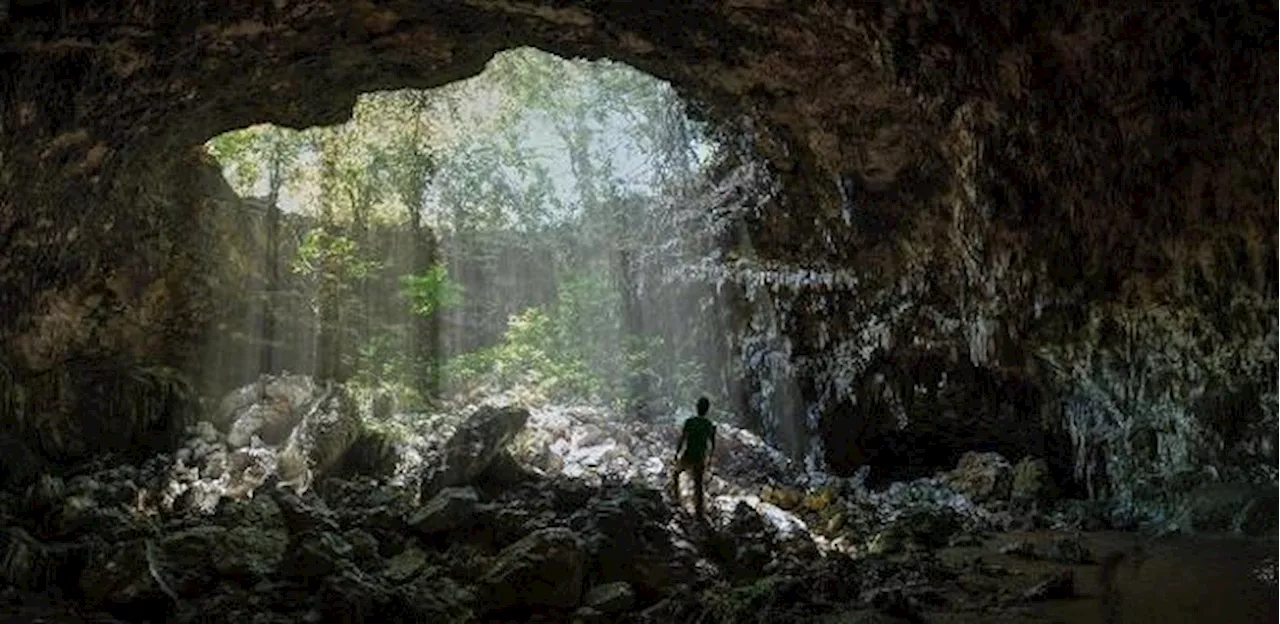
[217,374,321,448]
[276,385,363,495]
[212,380,264,433]
[264,374,317,414]
[583,581,636,614]
[226,401,295,449]
[421,405,530,499]
[281,531,354,581]
[868,508,963,554]
[159,525,288,592]
[567,484,698,595]
[947,451,1013,503]
[407,486,480,535]
[479,527,588,612]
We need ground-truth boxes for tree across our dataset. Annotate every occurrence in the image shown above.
[207,125,306,377]
[204,47,731,410]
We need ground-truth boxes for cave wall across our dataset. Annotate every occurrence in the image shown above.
[0,0,1274,514]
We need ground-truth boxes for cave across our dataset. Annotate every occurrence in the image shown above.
[0,1,1276,622]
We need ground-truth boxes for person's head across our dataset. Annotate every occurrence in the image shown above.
[696,396,710,416]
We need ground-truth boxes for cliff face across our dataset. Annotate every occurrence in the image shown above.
[0,1,1274,516]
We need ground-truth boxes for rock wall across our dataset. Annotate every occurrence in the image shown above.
[0,1,1274,517]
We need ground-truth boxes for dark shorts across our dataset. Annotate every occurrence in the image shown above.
[675,454,706,474]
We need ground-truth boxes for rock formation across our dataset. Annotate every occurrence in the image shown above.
[0,0,1273,532]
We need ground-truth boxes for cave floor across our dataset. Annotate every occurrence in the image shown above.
[0,529,1274,623]
[922,530,1279,624]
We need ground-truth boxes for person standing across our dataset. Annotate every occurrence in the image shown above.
[670,396,716,520]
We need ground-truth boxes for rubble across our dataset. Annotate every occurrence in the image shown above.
[1,375,1267,623]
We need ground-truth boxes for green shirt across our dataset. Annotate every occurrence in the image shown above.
[680,416,716,462]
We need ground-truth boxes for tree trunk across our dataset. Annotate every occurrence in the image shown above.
[410,217,441,399]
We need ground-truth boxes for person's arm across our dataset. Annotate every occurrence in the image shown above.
[674,425,687,462]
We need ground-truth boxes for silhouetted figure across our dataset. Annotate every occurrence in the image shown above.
[670,396,716,520]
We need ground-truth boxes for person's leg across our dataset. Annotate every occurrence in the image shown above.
[669,461,685,503]
[692,461,706,519]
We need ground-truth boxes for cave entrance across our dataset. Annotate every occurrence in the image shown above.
[201,48,777,435]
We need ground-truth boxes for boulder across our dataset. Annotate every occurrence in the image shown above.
[479,527,587,611]
[478,450,538,486]
[212,380,263,432]
[567,484,698,595]
[158,525,287,592]
[396,574,476,622]
[317,569,386,624]
[407,487,480,535]
[947,451,1013,503]
[870,508,963,554]
[227,401,292,449]
[281,531,354,581]
[1,527,84,591]
[572,606,607,624]
[47,494,101,538]
[263,373,316,414]
[421,405,530,499]
[1011,457,1054,504]
[277,386,362,495]
[383,546,430,583]
[583,581,636,614]
[216,374,331,449]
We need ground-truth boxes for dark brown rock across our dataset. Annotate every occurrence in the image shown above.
[420,405,530,499]
[479,526,588,611]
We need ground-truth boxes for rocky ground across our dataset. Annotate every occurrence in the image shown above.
[0,374,1274,623]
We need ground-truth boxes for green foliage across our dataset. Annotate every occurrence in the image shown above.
[204,47,729,409]
[348,331,432,410]
[291,229,380,286]
[442,306,597,400]
[206,124,307,199]
[442,272,708,406]
[399,263,465,318]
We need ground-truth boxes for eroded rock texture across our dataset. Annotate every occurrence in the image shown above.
[0,1,1274,519]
